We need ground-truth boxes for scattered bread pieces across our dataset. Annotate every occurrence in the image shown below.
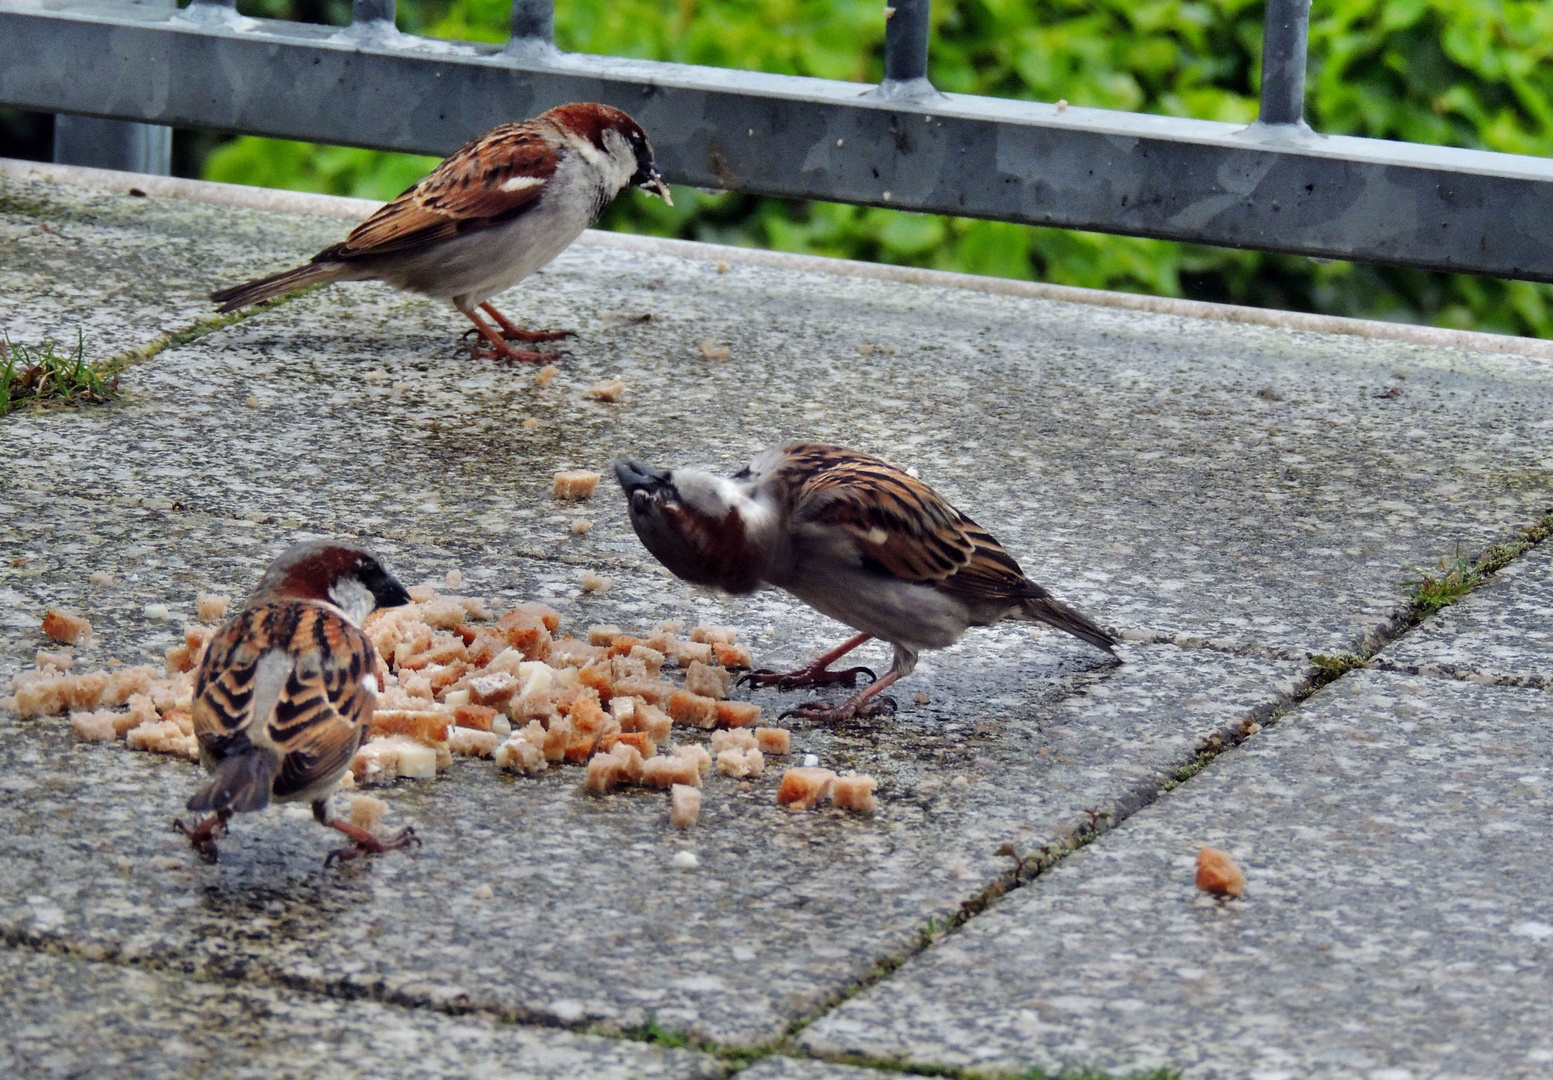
[715,700,761,728]
[715,747,765,779]
[1195,846,1245,898]
[534,364,559,387]
[667,689,719,729]
[832,772,878,813]
[754,727,791,755]
[580,571,611,593]
[685,660,732,700]
[584,377,625,402]
[196,593,231,623]
[348,794,388,831]
[42,608,92,645]
[778,767,838,810]
[711,728,758,753]
[670,784,701,828]
[552,470,602,500]
[570,519,592,535]
[700,340,731,360]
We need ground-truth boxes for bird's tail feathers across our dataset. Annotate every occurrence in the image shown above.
[1020,594,1118,655]
[186,751,276,815]
[210,262,343,313]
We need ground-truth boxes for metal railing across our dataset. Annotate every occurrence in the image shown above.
[3,0,1552,282]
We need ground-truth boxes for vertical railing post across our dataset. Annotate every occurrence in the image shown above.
[1258,0,1311,126]
[874,0,938,99]
[352,0,395,27]
[52,0,174,174]
[507,0,556,57]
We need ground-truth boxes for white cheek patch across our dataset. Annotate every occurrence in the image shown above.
[363,673,379,697]
[499,174,545,193]
[865,527,889,545]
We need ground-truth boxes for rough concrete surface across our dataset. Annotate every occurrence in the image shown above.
[0,948,726,1080]
[1377,541,1553,688]
[4,170,1553,1077]
[801,669,1553,1079]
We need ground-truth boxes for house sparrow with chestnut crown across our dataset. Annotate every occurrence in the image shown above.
[616,443,1117,721]
[175,540,415,865]
[210,102,671,363]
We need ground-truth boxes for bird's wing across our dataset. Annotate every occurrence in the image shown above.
[192,603,375,799]
[786,444,1032,603]
[324,124,559,259]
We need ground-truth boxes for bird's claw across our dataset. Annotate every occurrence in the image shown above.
[743,665,877,690]
[500,327,575,344]
[323,825,420,869]
[173,815,226,863]
[467,341,566,365]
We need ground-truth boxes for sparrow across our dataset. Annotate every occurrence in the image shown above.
[174,540,415,865]
[210,102,671,363]
[615,443,1117,721]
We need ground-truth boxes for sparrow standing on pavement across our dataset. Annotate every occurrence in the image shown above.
[616,443,1117,721]
[175,540,415,865]
[210,103,672,363]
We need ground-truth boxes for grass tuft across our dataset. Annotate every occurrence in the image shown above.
[0,335,118,415]
[1403,513,1553,621]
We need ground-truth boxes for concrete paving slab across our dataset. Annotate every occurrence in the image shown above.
[0,171,344,359]
[1377,541,1553,688]
[800,669,1553,1079]
[0,947,725,1079]
[735,1057,899,1080]
[0,500,1304,1045]
[4,181,1553,659]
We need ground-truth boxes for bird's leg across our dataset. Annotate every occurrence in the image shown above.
[460,307,563,364]
[744,633,876,690]
[782,667,904,723]
[173,810,231,863]
[314,799,420,867]
[480,302,576,344]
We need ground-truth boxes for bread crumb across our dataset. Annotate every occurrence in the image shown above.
[584,377,625,402]
[88,571,115,587]
[684,660,731,700]
[832,772,878,813]
[1056,98,1069,111]
[715,700,762,728]
[522,417,540,430]
[143,604,171,621]
[196,593,231,623]
[667,689,719,728]
[553,470,601,500]
[1196,846,1246,898]
[715,747,765,778]
[580,571,610,593]
[349,794,388,831]
[444,568,463,588]
[244,395,262,408]
[690,625,737,645]
[778,767,837,810]
[715,261,729,274]
[802,753,819,768]
[711,641,751,668]
[670,784,701,828]
[448,726,499,757]
[534,364,559,387]
[70,710,120,742]
[472,883,494,900]
[364,368,388,383]
[42,609,93,645]
[672,849,699,870]
[754,727,791,755]
[36,650,73,672]
[569,519,594,537]
[700,340,731,361]
[914,692,930,705]
[711,728,757,753]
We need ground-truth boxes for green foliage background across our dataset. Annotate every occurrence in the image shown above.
[206,0,1553,336]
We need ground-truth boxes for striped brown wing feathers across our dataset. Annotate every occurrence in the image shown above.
[191,610,268,749]
[265,606,376,800]
[327,124,558,259]
[787,444,1032,603]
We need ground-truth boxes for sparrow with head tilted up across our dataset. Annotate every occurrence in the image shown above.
[210,102,671,363]
[616,443,1118,721]
[175,540,414,865]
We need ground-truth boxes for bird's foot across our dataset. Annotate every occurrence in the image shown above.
[323,822,420,868]
[743,664,876,691]
[466,337,565,365]
[780,695,897,724]
[173,813,228,863]
[501,326,575,344]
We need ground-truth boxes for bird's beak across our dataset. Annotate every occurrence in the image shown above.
[639,169,673,206]
[615,458,672,494]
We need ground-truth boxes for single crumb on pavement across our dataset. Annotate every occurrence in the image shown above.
[1195,846,1246,898]
[553,470,601,500]
[584,377,625,402]
[42,609,93,645]
[534,364,559,387]
[700,340,731,360]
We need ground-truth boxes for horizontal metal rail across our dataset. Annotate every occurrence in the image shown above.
[4,0,1553,281]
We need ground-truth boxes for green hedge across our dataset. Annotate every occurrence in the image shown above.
[207,0,1553,336]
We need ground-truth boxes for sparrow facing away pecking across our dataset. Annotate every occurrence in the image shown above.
[616,443,1118,721]
[210,102,671,363]
[175,540,414,865]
